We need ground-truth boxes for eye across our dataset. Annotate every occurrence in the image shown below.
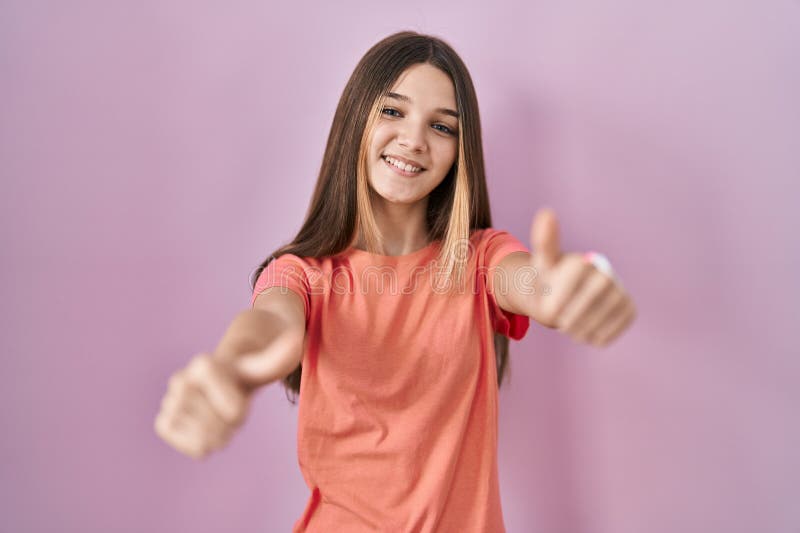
[433,124,455,135]
[381,107,457,136]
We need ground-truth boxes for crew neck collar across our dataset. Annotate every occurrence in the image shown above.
[345,240,440,262]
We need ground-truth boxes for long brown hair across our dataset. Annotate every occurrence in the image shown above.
[250,31,515,404]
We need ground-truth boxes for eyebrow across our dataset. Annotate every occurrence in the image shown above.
[385,92,460,119]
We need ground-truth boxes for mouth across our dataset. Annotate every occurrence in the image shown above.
[381,155,425,177]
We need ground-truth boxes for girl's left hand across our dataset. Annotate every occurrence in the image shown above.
[525,208,637,347]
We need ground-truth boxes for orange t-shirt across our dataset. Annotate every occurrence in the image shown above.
[250,228,530,532]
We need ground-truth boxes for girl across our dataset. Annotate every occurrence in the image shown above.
[155,31,636,532]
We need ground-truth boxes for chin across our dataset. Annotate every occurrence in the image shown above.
[369,181,427,205]
[374,189,425,205]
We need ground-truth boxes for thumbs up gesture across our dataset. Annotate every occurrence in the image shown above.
[527,208,636,347]
[154,341,299,460]
[153,353,255,460]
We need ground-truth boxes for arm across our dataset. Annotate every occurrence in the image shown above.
[494,209,636,347]
[213,286,306,393]
[154,286,307,459]
[493,251,558,328]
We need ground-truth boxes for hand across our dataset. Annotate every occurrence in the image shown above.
[527,207,636,347]
[154,353,252,460]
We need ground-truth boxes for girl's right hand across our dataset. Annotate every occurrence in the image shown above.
[154,353,252,460]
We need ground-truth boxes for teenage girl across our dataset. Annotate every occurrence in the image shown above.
[154,31,636,532]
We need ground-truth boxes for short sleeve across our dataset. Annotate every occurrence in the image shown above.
[480,229,531,341]
[250,253,311,324]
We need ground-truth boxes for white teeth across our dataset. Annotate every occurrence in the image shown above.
[385,156,421,173]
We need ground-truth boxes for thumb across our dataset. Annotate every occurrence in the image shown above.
[530,207,562,271]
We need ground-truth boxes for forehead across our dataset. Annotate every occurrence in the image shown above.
[388,64,457,109]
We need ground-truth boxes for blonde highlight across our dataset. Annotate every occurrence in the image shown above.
[354,99,385,253]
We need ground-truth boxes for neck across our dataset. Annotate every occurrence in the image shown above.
[358,193,430,256]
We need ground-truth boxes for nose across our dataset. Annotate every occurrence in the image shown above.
[397,121,427,153]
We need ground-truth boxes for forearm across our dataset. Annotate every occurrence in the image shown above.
[212,308,304,392]
[494,251,558,328]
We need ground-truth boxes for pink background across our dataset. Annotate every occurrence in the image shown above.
[2,1,798,532]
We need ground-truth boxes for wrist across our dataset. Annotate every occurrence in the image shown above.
[210,350,261,396]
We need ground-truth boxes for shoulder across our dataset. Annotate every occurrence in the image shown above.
[251,252,317,294]
[261,252,333,278]
[470,227,530,267]
[470,227,524,245]
[268,252,314,267]
[250,253,315,316]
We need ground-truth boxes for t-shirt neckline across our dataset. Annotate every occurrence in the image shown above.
[345,240,440,262]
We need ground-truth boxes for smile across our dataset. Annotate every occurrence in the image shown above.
[382,155,424,177]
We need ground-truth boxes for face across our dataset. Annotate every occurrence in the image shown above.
[366,63,459,207]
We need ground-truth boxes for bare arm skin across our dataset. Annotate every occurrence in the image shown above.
[154,286,306,460]
[493,208,637,347]
[214,286,307,392]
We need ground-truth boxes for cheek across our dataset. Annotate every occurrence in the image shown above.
[435,142,458,170]
[369,126,392,153]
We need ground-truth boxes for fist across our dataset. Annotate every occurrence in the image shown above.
[154,353,251,460]
[528,207,637,347]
